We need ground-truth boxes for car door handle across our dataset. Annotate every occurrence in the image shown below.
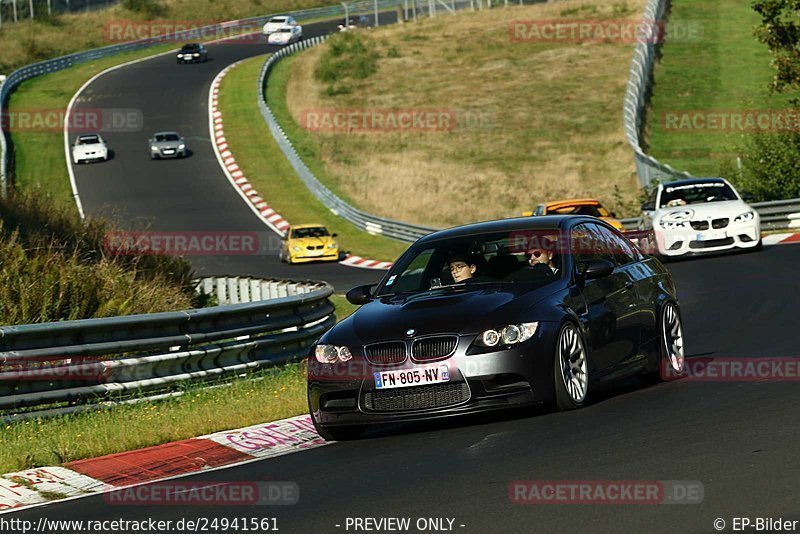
[624,281,634,291]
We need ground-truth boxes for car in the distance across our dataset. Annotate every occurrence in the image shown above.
[262,15,298,35]
[267,25,303,46]
[176,43,208,63]
[280,224,339,264]
[72,134,109,164]
[525,199,625,231]
[639,177,761,258]
[148,131,187,159]
[308,216,685,441]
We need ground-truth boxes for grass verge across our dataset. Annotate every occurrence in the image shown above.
[0,297,357,473]
[220,55,408,262]
[277,0,646,226]
[647,0,793,177]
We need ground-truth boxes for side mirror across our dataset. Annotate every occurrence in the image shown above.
[579,259,614,281]
[641,202,655,212]
[610,211,618,218]
[331,233,338,238]
[741,192,755,202]
[346,284,374,305]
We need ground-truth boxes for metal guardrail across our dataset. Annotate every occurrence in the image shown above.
[622,0,694,188]
[0,278,334,422]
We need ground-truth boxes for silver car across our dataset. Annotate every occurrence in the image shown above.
[148,131,187,159]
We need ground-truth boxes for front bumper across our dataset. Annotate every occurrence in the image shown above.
[308,335,556,428]
[655,220,760,257]
[289,250,339,263]
[151,148,186,159]
[177,56,203,63]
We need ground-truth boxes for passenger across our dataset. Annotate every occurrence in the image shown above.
[525,237,559,275]
[448,252,487,283]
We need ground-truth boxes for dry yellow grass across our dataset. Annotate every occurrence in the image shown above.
[285,0,645,227]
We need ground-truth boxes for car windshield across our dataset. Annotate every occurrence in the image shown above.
[181,44,199,51]
[154,134,180,142]
[275,28,292,33]
[76,135,99,145]
[659,182,738,207]
[269,17,286,23]
[291,227,330,238]
[376,230,565,297]
[549,204,610,217]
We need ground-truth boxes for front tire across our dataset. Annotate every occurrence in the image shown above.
[552,322,589,411]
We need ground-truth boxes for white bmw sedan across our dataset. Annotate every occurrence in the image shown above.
[640,178,761,258]
[72,134,109,164]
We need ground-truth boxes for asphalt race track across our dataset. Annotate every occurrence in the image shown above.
[10,243,800,532]
[68,18,395,291]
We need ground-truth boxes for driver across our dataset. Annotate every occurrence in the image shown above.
[448,252,486,283]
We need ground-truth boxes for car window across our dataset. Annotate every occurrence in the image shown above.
[571,223,614,266]
[595,225,639,266]
[77,136,99,145]
[154,134,179,142]
[270,17,286,23]
[384,248,436,294]
[291,227,330,238]
[659,182,737,207]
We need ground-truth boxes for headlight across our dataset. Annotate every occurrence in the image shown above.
[734,211,754,223]
[193,53,200,57]
[150,146,158,151]
[327,242,337,249]
[658,220,689,229]
[474,322,538,348]
[178,144,185,150]
[177,54,183,58]
[314,344,352,363]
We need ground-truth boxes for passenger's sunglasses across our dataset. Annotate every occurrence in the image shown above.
[526,250,544,259]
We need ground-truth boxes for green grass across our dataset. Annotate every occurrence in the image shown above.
[8,43,178,213]
[0,297,358,473]
[647,0,794,177]
[219,55,408,262]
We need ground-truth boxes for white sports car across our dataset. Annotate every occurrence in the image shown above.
[72,134,109,164]
[267,25,302,46]
[639,177,761,258]
[262,15,298,35]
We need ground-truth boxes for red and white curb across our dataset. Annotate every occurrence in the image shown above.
[0,415,327,513]
[209,63,393,271]
[762,232,800,246]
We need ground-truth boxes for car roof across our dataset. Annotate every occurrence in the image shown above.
[181,43,200,48]
[659,177,726,189]
[291,224,327,230]
[416,215,600,244]
[153,131,180,136]
[78,134,100,140]
[545,198,603,208]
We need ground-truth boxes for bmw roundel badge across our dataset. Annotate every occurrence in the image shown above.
[406,328,415,337]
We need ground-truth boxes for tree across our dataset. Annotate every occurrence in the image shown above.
[752,0,800,98]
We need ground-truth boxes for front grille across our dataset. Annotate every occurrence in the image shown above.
[307,245,323,250]
[364,382,470,412]
[690,221,709,230]
[712,218,729,229]
[689,237,734,249]
[411,336,458,362]
[364,341,406,365]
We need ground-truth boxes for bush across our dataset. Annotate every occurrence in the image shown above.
[121,0,165,18]
[0,189,201,325]
[314,32,379,95]
[724,131,800,201]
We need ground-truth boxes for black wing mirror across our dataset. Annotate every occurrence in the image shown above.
[346,284,374,305]
[579,259,614,280]
[331,233,338,238]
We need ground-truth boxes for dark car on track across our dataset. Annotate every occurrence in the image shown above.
[176,43,208,63]
[308,216,686,441]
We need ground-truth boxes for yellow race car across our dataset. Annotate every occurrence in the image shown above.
[280,224,340,264]
[523,199,625,231]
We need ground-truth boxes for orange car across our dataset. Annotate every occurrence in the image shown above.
[523,199,625,230]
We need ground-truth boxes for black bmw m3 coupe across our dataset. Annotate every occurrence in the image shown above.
[308,216,685,441]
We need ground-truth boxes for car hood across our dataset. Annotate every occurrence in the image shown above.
[339,284,559,343]
[151,140,183,149]
[289,235,336,247]
[74,144,105,154]
[655,200,751,221]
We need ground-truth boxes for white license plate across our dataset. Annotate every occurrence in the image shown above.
[162,149,175,154]
[374,364,450,390]
[696,231,725,241]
